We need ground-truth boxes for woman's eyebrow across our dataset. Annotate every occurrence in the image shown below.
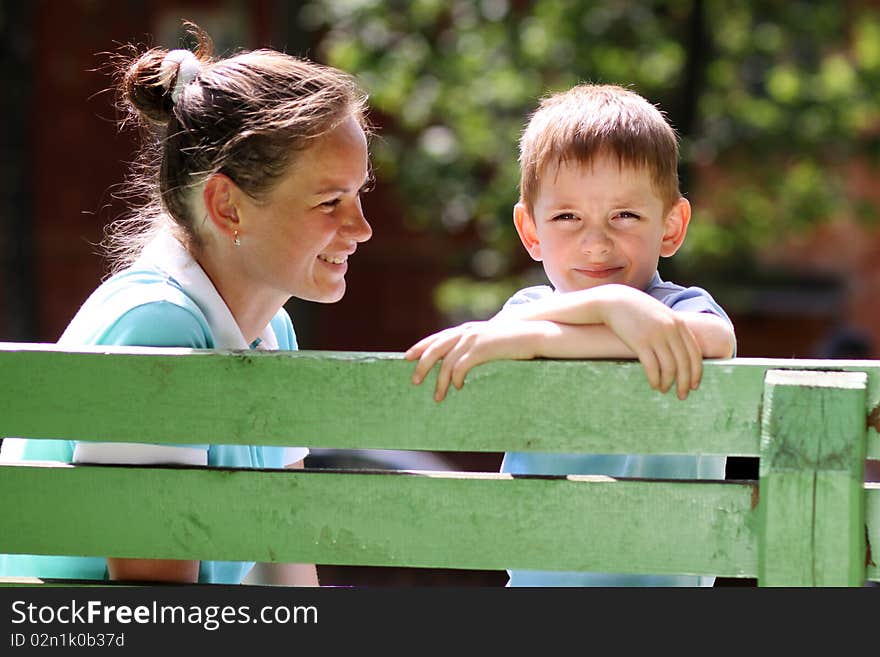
[313,186,349,195]
[313,175,372,195]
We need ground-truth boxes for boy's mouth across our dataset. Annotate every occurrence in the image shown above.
[574,266,622,279]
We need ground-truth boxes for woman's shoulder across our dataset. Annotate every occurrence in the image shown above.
[60,267,213,348]
[269,306,298,350]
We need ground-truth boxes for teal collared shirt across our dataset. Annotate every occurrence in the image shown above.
[1,231,301,584]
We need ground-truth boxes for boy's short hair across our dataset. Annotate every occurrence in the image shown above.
[519,83,681,211]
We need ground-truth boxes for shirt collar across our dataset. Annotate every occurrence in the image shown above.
[136,230,278,350]
[551,271,663,294]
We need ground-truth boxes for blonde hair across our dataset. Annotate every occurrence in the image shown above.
[518,83,680,212]
[104,22,370,271]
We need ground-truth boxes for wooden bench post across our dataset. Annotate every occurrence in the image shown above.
[758,369,868,585]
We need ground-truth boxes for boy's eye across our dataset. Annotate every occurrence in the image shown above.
[551,212,578,221]
[614,211,640,220]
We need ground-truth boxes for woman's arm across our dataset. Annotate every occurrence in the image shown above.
[79,304,209,583]
[243,562,320,586]
[75,442,206,584]
[107,557,199,583]
[242,459,320,586]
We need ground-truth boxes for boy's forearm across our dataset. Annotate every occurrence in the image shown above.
[534,315,734,360]
[500,284,675,330]
[531,315,730,400]
[500,286,735,360]
[531,316,733,360]
[531,321,638,359]
[677,312,736,358]
[498,286,619,325]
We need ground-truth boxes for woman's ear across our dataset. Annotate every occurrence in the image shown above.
[513,202,542,261]
[660,196,691,258]
[202,174,242,242]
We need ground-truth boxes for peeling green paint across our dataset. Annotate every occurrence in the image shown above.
[0,345,878,584]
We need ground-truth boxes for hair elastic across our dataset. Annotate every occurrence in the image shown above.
[160,49,201,105]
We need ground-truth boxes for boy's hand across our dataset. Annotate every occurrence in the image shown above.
[597,288,703,400]
[405,320,545,401]
[501,285,705,400]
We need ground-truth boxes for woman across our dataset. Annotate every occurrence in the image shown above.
[0,23,373,585]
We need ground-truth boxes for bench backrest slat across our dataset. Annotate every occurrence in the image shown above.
[0,463,758,577]
[2,343,879,458]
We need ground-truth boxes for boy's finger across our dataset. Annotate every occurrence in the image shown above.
[433,369,451,401]
[655,344,676,393]
[405,334,439,360]
[451,352,479,390]
[411,354,437,385]
[406,326,463,358]
[411,334,456,384]
[636,349,661,391]
[668,334,692,400]
[685,327,703,390]
[433,353,453,401]
[411,345,439,383]
[434,335,471,401]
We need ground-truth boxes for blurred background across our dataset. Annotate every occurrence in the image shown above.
[3,0,880,585]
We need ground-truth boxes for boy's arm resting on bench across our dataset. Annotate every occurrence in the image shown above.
[497,283,735,359]
[406,284,735,402]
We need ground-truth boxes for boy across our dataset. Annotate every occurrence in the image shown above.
[406,84,736,586]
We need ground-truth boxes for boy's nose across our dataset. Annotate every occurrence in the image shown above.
[580,227,612,255]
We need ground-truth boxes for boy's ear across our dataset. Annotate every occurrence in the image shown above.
[202,173,243,241]
[513,202,542,261]
[659,197,691,258]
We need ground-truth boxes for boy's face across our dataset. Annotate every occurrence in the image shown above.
[514,152,690,294]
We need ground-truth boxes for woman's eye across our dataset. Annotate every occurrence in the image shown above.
[320,198,342,210]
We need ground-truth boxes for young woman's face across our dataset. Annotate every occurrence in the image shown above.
[236,115,372,303]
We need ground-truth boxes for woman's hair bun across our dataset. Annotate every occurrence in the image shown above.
[120,48,178,124]
[119,22,212,125]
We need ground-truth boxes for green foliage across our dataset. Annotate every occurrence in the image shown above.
[302,0,880,314]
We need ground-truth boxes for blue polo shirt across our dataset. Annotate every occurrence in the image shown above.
[500,273,735,587]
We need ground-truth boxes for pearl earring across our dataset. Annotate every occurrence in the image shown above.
[233,231,241,246]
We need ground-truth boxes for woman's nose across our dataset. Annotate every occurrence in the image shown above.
[344,198,372,243]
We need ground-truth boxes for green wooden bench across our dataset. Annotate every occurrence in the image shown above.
[0,341,877,586]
